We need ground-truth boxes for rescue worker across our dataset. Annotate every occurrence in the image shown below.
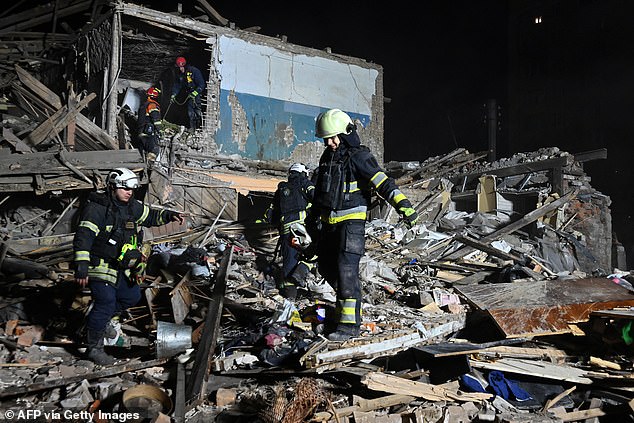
[170,56,205,131]
[259,163,315,299]
[73,168,184,365]
[311,109,418,341]
[137,86,162,162]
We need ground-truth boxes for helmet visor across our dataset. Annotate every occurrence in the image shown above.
[119,178,139,189]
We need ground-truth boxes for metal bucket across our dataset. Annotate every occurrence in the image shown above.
[155,320,192,358]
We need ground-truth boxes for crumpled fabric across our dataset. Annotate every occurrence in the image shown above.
[487,370,532,401]
[460,373,488,393]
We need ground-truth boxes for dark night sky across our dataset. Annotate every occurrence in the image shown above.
[150,1,633,257]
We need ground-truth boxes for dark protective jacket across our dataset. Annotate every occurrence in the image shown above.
[313,135,413,225]
[73,191,176,285]
[263,172,315,234]
[137,98,162,136]
[172,65,205,97]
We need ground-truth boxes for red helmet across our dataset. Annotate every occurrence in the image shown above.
[147,87,161,99]
[175,56,186,67]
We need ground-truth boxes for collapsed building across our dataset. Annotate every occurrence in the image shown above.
[0,1,633,422]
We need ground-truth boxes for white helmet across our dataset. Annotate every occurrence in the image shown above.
[107,168,139,189]
[289,162,308,175]
[289,222,312,250]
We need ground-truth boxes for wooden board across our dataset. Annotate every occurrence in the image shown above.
[0,149,143,176]
[416,338,526,357]
[470,357,593,384]
[455,278,634,337]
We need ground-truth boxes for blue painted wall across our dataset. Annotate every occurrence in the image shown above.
[216,90,371,160]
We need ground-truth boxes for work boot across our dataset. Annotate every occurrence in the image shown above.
[86,330,115,365]
[103,317,118,340]
[327,323,360,342]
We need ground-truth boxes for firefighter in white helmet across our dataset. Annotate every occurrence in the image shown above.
[311,109,418,341]
[73,168,184,365]
[258,163,315,299]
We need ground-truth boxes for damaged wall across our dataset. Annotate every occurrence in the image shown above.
[209,34,384,165]
[116,2,384,166]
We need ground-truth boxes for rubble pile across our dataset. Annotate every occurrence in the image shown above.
[0,131,633,421]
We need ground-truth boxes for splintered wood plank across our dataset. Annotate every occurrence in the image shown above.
[0,149,143,176]
[455,278,634,338]
[470,357,593,384]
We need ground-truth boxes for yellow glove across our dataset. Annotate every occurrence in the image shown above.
[399,206,418,228]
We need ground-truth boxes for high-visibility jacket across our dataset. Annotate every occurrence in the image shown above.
[313,143,413,225]
[137,98,162,136]
[73,191,175,285]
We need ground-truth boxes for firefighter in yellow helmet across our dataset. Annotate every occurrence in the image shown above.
[311,109,418,341]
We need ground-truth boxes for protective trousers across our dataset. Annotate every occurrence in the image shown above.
[317,220,364,325]
[187,95,202,130]
[139,133,159,156]
[279,233,310,287]
[86,272,141,333]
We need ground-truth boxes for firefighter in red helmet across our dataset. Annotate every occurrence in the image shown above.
[171,56,205,131]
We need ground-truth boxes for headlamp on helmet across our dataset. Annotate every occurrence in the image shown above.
[175,56,187,67]
[107,168,139,190]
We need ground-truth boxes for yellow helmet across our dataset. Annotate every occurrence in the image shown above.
[315,108,354,138]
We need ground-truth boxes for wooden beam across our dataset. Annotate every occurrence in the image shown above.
[186,247,233,406]
[443,189,578,261]
[0,358,168,399]
[0,1,92,34]
[24,92,95,147]
[0,149,143,177]
[574,148,607,163]
[15,64,118,149]
[362,372,492,402]
[105,9,121,136]
[448,155,573,188]
[0,0,64,29]
[119,2,220,36]
[195,0,228,26]
[312,394,415,422]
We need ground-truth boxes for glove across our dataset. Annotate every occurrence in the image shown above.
[119,248,143,269]
[171,212,185,224]
[399,206,419,228]
[170,94,176,103]
[75,261,89,279]
[164,210,184,224]
[133,262,147,285]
